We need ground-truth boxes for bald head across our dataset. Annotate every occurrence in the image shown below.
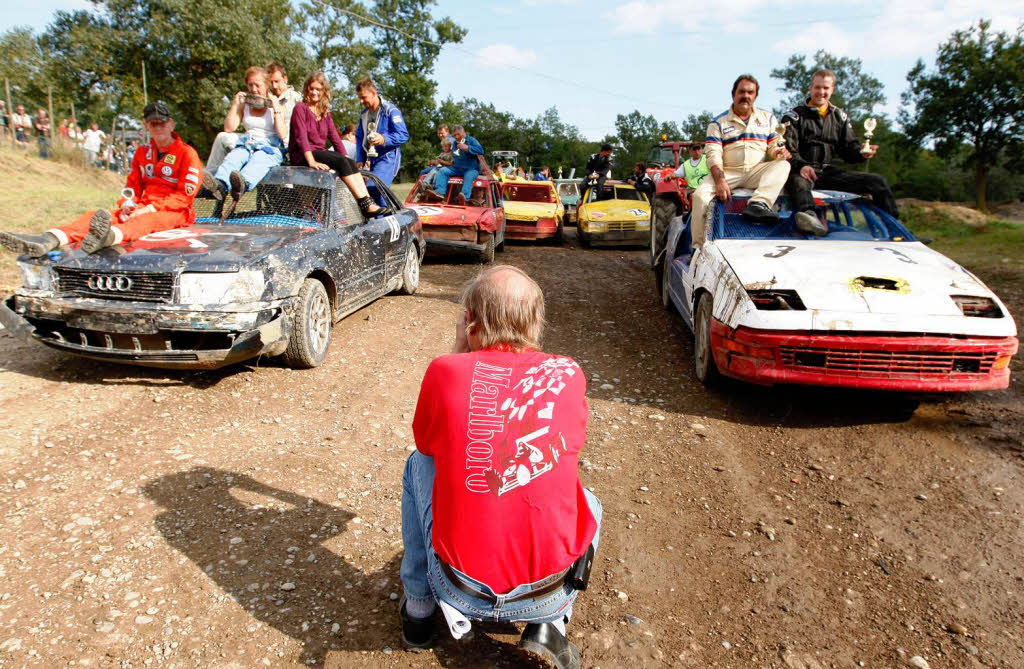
[461,265,545,350]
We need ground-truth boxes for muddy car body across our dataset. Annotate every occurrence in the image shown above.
[576,181,651,247]
[656,190,1019,391]
[404,174,506,262]
[500,178,564,242]
[1,167,423,370]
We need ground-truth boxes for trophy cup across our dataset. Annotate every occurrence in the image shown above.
[861,118,877,155]
[774,121,787,158]
[366,121,379,159]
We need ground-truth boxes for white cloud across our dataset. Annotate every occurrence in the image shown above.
[771,21,855,55]
[475,44,539,68]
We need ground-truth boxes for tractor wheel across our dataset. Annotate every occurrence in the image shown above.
[650,197,677,269]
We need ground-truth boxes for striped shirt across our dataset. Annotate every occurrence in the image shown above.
[704,107,781,172]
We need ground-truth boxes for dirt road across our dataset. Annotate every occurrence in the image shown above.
[1,232,1021,668]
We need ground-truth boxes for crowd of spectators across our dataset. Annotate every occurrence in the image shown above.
[0,100,134,172]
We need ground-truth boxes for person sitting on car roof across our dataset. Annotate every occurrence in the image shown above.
[783,68,898,233]
[0,101,202,257]
[691,74,793,246]
[580,145,612,199]
[288,71,392,219]
[431,126,485,205]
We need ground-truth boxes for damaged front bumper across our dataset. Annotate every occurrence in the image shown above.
[1,293,293,369]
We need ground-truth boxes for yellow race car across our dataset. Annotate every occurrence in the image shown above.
[577,181,651,247]
[500,178,565,242]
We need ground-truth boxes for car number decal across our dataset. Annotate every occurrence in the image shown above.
[410,206,443,217]
[628,208,648,216]
[384,217,400,242]
[763,245,796,258]
[138,229,248,249]
[874,247,917,264]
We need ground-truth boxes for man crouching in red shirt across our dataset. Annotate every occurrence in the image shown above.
[400,265,601,669]
[0,101,202,257]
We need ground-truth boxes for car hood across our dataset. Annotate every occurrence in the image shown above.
[717,239,999,317]
[580,200,650,219]
[503,200,560,219]
[408,204,490,227]
[45,224,321,273]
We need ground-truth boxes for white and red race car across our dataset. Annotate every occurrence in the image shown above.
[656,190,1018,392]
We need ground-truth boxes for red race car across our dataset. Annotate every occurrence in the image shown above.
[404,174,506,263]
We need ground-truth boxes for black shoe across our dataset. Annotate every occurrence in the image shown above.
[202,170,225,201]
[229,171,246,201]
[356,195,393,219]
[518,623,581,669]
[399,596,436,651]
[80,210,115,253]
[0,231,60,257]
[455,193,467,206]
[742,200,779,224]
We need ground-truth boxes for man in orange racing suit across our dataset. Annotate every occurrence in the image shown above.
[0,101,203,257]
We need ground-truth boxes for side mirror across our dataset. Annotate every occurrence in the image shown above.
[918,237,934,246]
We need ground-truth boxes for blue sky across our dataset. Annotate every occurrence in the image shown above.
[5,1,1022,140]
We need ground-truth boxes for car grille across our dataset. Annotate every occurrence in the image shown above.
[54,268,175,302]
[606,221,636,232]
[779,346,998,376]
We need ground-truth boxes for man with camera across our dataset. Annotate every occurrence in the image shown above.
[399,265,601,669]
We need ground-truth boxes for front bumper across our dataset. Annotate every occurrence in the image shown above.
[709,319,1018,392]
[505,216,559,240]
[579,224,649,245]
[1,294,292,370]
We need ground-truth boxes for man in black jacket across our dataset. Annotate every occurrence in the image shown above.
[784,69,898,233]
[581,145,612,199]
[626,162,655,203]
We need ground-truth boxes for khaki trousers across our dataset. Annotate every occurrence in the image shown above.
[691,159,790,245]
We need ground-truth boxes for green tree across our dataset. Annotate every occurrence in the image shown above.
[680,111,714,143]
[771,50,885,118]
[613,110,660,177]
[901,20,1024,211]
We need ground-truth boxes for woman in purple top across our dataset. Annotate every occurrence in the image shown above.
[290,72,391,218]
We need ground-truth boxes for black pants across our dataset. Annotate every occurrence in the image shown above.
[311,150,359,178]
[580,174,606,199]
[788,166,898,217]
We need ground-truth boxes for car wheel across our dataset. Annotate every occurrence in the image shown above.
[694,292,720,385]
[553,219,564,244]
[650,198,675,269]
[283,278,332,369]
[660,260,673,312]
[496,222,506,252]
[578,228,591,248]
[479,232,495,263]
[398,242,420,295]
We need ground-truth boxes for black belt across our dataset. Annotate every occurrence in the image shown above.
[439,560,569,603]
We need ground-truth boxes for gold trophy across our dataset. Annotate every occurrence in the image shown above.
[861,118,877,155]
[774,121,787,159]
[366,121,379,159]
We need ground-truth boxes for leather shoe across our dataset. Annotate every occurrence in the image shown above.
[518,623,580,669]
[742,200,779,224]
[399,596,436,651]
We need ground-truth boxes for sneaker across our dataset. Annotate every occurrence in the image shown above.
[228,171,246,201]
[80,210,114,254]
[202,170,225,201]
[0,231,60,257]
[398,596,436,651]
[794,211,828,236]
[742,200,779,224]
[518,623,581,669]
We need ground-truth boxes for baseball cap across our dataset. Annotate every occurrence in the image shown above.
[143,101,172,122]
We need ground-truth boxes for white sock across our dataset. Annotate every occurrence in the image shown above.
[405,597,436,619]
[48,228,69,246]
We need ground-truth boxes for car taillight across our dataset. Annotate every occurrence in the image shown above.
[746,289,806,311]
[951,295,1003,318]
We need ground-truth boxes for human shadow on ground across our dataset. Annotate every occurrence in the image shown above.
[142,467,544,668]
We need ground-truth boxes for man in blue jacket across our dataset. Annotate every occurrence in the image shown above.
[432,126,484,205]
[354,78,409,187]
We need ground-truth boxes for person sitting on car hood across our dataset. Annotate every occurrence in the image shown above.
[0,101,202,257]
[431,126,485,205]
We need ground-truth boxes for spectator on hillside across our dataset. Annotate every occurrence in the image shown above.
[0,101,9,141]
[34,109,52,159]
[58,118,70,141]
[288,71,392,218]
[12,105,32,147]
[431,125,484,205]
[340,123,357,159]
[82,123,106,167]
[202,66,287,202]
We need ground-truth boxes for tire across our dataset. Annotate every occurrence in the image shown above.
[283,278,332,369]
[495,221,506,252]
[693,292,720,385]
[650,197,676,269]
[553,219,564,244]
[398,242,420,295]
[659,260,673,311]
[479,232,495,263]
[578,229,591,248]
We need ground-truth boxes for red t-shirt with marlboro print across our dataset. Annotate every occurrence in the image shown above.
[413,346,597,595]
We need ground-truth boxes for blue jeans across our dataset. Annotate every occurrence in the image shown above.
[434,166,479,201]
[400,451,602,624]
[214,142,283,192]
[37,137,50,159]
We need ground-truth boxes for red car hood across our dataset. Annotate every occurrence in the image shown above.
[408,204,496,232]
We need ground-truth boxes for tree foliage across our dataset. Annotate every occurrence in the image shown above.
[771,50,886,119]
[901,20,1024,210]
[680,111,714,143]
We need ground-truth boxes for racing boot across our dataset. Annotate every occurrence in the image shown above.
[742,200,779,225]
[356,195,393,219]
[80,210,116,254]
[518,623,581,669]
[0,231,60,257]
[202,170,226,201]
[794,211,828,236]
[228,171,246,202]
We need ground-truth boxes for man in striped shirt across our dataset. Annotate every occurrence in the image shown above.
[691,74,792,246]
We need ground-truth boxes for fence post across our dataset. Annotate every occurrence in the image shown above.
[4,78,13,149]
[47,85,55,152]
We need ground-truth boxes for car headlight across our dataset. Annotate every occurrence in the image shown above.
[18,262,52,291]
[636,220,650,229]
[178,270,265,304]
[587,220,607,231]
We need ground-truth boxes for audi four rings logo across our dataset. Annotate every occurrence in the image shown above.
[87,275,133,291]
